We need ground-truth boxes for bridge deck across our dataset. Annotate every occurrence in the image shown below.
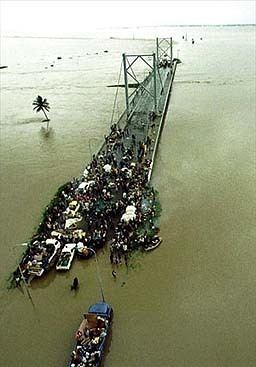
[96,61,178,180]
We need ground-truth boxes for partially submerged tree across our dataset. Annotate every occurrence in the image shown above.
[33,95,50,128]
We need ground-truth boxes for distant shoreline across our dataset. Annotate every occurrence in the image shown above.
[103,23,255,30]
[3,23,255,40]
[133,23,256,28]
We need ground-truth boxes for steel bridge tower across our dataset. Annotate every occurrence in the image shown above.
[122,53,157,120]
[122,38,173,121]
[156,37,173,66]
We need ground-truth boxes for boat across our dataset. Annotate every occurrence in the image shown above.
[68,302,113,367]
[14,238,61,284]
[76,242,94,259]
[56,243,76,271]
[28,238,62,276]
[144,235,162,251]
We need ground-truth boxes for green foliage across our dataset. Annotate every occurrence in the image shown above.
[153,198,162,218]
[127,250,143,271]
[33,95,50,111]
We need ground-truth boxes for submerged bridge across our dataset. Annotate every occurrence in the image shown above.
[12,37,180,289]
[97,37,180,180]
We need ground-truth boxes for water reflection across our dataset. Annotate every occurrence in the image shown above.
[40,125,54,137]
[39,126,56,154]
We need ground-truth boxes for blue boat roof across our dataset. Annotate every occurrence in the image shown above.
[88,302,111,316]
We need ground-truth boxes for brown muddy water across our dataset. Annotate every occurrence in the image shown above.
[0,26,255,366]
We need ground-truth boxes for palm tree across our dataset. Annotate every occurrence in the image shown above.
[33,96,50,128]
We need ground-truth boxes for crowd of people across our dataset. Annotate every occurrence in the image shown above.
[13,108,161,286]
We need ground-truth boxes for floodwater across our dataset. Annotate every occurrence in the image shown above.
[0,26,255,366]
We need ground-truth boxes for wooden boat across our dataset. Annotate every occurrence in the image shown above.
[27,238,61,276]
[14,238,61,284]
[144,235,162,252]
[68,302,113,367]
[56,243,76,271]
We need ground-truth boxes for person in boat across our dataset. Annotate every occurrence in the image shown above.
[88,350,101,363]
[76,326,91,346]
[71,349,82,364]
